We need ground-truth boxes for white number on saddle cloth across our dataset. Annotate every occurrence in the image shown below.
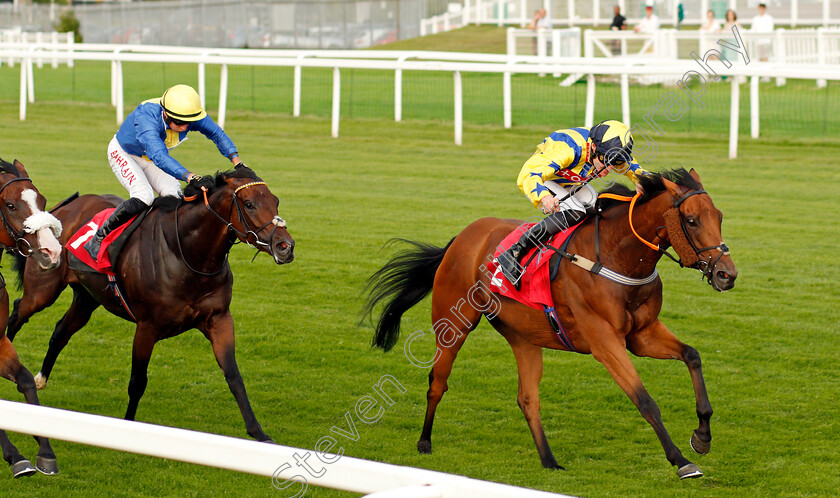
[491,259,505,287]
[69,221,99,250]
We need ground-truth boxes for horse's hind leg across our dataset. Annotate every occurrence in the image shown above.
[503,332,562,469]
[627,319,713,456]
[417,292,481,454]
[37,284,100,389]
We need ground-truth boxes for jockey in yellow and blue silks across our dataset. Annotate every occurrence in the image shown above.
[497,120,649,288]
[85,84,244,262]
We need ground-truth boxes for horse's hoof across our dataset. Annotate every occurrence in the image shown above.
[677,463,703,479]
[12,459,37,478]
[690,432,711,455]
[543,462,566,471]
[261,438,276,444]
[34,372,47,390]
[36,456,59,475]
[417,440,432,454]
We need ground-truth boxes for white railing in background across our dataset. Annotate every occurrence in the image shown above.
[505,27,581,82]
[2,43,839,159]
[0,400,568,497]
[0,30,74,68]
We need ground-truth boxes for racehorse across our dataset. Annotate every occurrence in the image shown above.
[0,157,62,477]
[363,169,737,478]
[7,165,294,442]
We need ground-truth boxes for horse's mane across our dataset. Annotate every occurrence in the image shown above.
[150,167,263,213]
[0,157,21,177]
[597,168,700,213]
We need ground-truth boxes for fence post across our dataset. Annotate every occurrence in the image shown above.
[332,67,340,138]
[567,0,574,27]
[520,0,526,27]
[620,73,630,129]
[593,0,600,26]
[750,76,759,138]
[791,0,798,28]
[395,55,408,122]
[454,71,462,145]
[583,29,592,58]
[503,69,512,128]
[218,64,228,130]
[476,0,482,25]
[26,50,34,104]
[817,28,827,87]
[115,59,124,125]
[824,0,830,28]
[585,74,595,127]
[729,77,739,159]
[506,27,515,56]
[19,55,27,121]
[51,31,58,68]
[775,29,786,86]
[464,0,471,26]
[496,0,503,27]
[293,55,305,117]
[35,32,43,69]
[67,32,74,69]
[198,54,207,109]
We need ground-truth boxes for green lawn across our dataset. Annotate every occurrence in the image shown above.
[0,99,837,497]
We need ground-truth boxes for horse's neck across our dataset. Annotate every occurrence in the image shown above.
[174,194,235,263]
[598,194,670,278]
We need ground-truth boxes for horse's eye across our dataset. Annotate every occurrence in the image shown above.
[244,201,255,210]
[686,217,697,227]
[5,203,15,211]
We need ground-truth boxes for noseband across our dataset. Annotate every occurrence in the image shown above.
[0,176,37,257]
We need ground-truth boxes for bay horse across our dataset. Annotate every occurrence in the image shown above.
[363,169,737,478]
[0,157,63,477]
[7,166,294,442]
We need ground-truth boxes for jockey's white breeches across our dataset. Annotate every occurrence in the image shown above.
[108,136,181,205]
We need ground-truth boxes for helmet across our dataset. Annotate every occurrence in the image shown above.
[589,120,633,166]
[160,84,207,122]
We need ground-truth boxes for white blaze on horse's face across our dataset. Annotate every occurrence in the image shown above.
[20,188,63,267]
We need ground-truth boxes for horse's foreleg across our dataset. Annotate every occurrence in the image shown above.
[0,336,37,477]
[7,274,67,343]
[125,326,156,421]
[589,332,702,479]
[627,320,712,455]
[37,286,100,389]
[203,312,272,443]
[505,333,562,469]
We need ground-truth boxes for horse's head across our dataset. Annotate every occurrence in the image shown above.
[216,167,294,264]
[0,158,62,270]
[660,169,737,291]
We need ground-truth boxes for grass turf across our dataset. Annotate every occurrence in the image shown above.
[0,100,837,497]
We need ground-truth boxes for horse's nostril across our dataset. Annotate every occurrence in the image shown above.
[279,242,288,250]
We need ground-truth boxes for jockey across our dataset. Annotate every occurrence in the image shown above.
[496,120,649,288]
[85,84,244,261]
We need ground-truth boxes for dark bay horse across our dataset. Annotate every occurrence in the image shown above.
[8,166,294,442]
[364,169,737,479]
[0,158,62,477]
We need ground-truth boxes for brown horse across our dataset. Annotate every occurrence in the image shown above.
[0,158,62,477]
[7,166,294,442]
[364,169,737,478]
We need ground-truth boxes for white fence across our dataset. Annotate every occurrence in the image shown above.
[1,42,839,159]
[0,400,568,497]
[0,30,73,68]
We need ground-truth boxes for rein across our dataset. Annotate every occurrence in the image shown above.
[598,190,730,285]
[0,176,37,257]
[175,181,286,275]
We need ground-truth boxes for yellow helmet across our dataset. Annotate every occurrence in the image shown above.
[589,120,633,165]
[160,84,207,122]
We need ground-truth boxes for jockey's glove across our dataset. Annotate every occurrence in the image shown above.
[189,175,215,192]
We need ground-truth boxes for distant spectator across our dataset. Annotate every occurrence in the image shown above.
[634,5,659,34]
[700,10,721,33]
[609,5,626,55]
[529,8,552,55]
[751,3,774,62]
[723,9,739,32]
[721,10,741,78]
[677,2,685,30]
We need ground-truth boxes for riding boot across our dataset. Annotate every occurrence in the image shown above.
[84,197,148,262]
[497,207,588,289]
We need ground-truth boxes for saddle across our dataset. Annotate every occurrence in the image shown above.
[66,207,148,276]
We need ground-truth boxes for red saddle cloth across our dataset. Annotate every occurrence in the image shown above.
[487,221,584,310]
[65,208,138,275]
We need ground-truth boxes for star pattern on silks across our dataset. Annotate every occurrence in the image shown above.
[529,171,543,180]
[531,183,549,196]
[549,161,564,174]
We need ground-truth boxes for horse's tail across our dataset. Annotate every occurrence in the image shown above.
[362,238,455,352]
[9,250,27,291]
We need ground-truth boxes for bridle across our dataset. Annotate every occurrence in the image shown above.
[175,181,287,276]
[0,176,38,257]
[601,189,730,286]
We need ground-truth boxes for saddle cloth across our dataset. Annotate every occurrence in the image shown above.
[65,208,143,275]
[486,221,584,310]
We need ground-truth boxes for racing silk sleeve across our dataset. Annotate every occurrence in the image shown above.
[132,104,191,180]
[517,129,590,208]
[189,116,239,161]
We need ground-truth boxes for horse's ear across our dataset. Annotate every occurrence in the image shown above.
[13,159,28,177]
[688,168,703,187]
[662,177,688,198]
